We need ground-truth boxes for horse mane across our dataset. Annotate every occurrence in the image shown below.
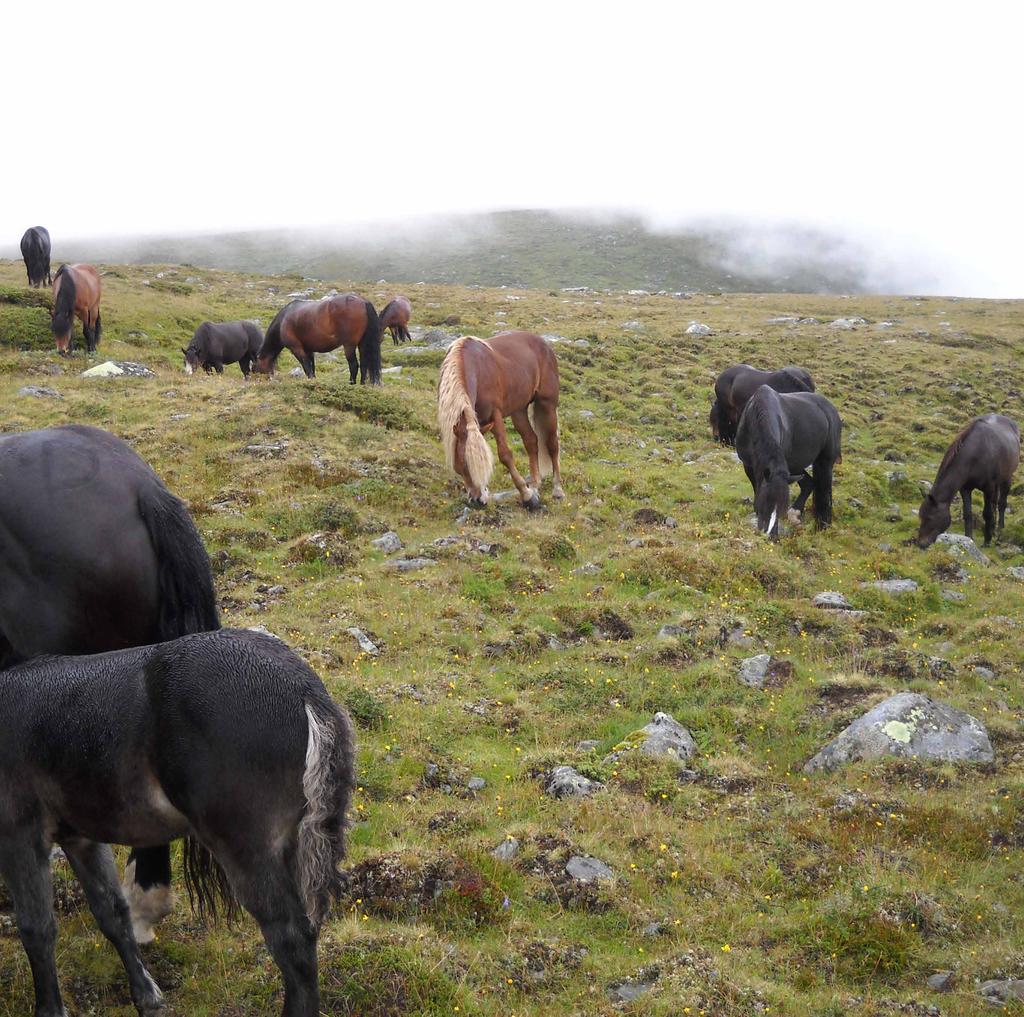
[742,388,790,473]
[380,298,398,321]
[438,337,493,488]
[258,301,300,365]
[51,264,76,335]
[937,420,975,475]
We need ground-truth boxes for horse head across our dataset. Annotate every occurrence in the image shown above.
[453,409,492,506]
[181,346,201,375]
[755,465,790,541]
[915,491,950,548]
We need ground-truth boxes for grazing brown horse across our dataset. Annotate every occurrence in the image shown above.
[380,295,412,344]
[51,263,102,354]
[438,331,563,509]
[712,364,815,444]
[917,414,1020,547]
[257,294,382,383]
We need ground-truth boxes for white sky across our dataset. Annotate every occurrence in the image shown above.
[5,0,1022,296]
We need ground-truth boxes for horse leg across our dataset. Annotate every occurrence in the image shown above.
[998,480,1010,533]
[811,458,834,529]
[346,349,358,385]
[0,830,65,1016]
[306,354,316,379]
[93,312,102,350]
[791,472,814,516]
[240,355,252,377]
[982,484,997,545]
[123,845,173,944]
[961,488,973,540]
[492,414,539,509]
[510,409,541,490]
[62,838,164,1015]
[532,399,565,499]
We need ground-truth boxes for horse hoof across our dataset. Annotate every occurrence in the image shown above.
[524,492,542,511]
[552,487,566,500]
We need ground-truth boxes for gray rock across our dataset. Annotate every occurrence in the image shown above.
[546,765,604,799]
[346,627,379,656]
[936,532,990,564]
[371,531,403,553]
[941,589,966,602]
[573,339,590,348]
[814,591,854,610]
[578,409,595,419]
[658,624,690,639]
[830,317,867,329]
[81,361,155,378]
[804,692,993,773]
[605,712,696,767]
[243,442,287,459]
[685,321,712,336]
[467,776,486,792]
[18,385,61,398]
[565,855,614,883]
[885,503,902,522]
[974,666,995,680]
[725,624,754,648]
[577,740,601,752]
[608,977,657,1003]
[380,366,402,375]
[861,579,919,595]
[979,979,1024,1004]
[385,557,436,572]
[738,654,772,689]
[289,367,306,377]
[573,562,601,576]
[875,321,896,330]
[766,315,799,324]
[492,837,520,862]
[1008,566,1024,581]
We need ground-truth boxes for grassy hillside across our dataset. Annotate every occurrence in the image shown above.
[0,259,1022,1017]
[8,210,916,295]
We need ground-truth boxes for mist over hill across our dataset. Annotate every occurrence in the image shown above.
[8,210,943,295]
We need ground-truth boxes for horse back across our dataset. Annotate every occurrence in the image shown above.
[68,263,101,308]
[477,331,558,411]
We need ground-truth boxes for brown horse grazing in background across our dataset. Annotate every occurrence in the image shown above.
[51,264,102,354]
[917,414,1020,548]
[712,364,816,444]
[380,295,412,344]
[257,294,382,383]
[439,331,563,509]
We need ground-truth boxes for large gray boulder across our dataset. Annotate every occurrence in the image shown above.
[604,712,696,767]
[936,532,990,565]
[804,692,993,773]
[546,766,604,799]
[565,855,614,883]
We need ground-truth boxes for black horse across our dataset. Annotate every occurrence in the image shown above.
[711,364,816,445]
[917,414,1020,547]
[20,226,52,287]
[0,628,355,1017]
[183,320,264,377]
[736,386,842,540]
[0,424,220,942]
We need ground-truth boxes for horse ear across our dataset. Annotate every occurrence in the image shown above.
[180,347,189,356]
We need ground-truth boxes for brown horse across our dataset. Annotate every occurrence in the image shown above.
[257,294,382,383]
[438,331,563,509]
[917,414,1020,547]
[380,295,412,344]
[51,263,102,354]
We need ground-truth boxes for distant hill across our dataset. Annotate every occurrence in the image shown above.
[4,210,936,294]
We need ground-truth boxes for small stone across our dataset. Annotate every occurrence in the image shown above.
[346,627,379,656]
[1008,566,1024,581]
[861,579,919,594]
[941,589,965,602]
[546,765,604,799]
[371,531,403,553]
[573,562,601,576]
[738,654,772,689]
[642,921,666,937]
[974,665,995,680]
[82,360,155,378]
[385,557,436,572]
[577,740,601,752]
[685,321,712,336]
[492,837,520,862]
[18,385,61,398]
[885,503,902,522]
[658,624,689,639]
[608,977,657,1003]
[467,777,486,792]
[578,409,595,419]
[380,366,402,375]
[565,855,614,883]
[605,712,697,767]
[979,979,1024,1004]
[814,591,853,610]
[927,971,955,993]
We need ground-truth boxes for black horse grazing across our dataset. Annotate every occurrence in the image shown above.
[0,425,220,943]
[712,364,816,445]
[736,386,842,540]
[917,414,1020,547]
[182,320,264,377]
[0,628,355,1017]
[20,226,51,287]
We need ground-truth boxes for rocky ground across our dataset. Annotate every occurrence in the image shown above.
[0,260,1022,1016]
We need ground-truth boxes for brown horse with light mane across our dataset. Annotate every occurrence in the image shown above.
[438,331,563,509]
[256,293,382,383]
[380,295,412,344]
[51,264,102,354]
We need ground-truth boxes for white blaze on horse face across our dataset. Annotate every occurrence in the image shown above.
[767,508,778,535]
[184,361,194,375]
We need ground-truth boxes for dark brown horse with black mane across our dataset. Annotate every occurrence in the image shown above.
[917,414,1019,547]
[51,263,102,354]
[0,628,354,1017]
[439,331,563,509]
[0,425,220,946]
[183,320,263,377]
[711,364,816,445]
[20,226,51,287]
[257,294,382,383]
[380,295,412,344]
[736,386,842,540]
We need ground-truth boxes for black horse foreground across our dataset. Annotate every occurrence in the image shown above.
[917,413,1020,547]
[0,628,355,1017]
[0,424,220,942]
[736,386,842,540]
[711,364,815,445]
[20,226,51,287]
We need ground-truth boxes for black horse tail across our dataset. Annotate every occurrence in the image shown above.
[183,836,238,924]
[361,300,382,384]
[51,264,75,337]
[297,696,355,927]
[136,481,220,641]
[258,303,292,371]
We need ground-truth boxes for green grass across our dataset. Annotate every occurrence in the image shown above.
[0,259,1022,1016]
